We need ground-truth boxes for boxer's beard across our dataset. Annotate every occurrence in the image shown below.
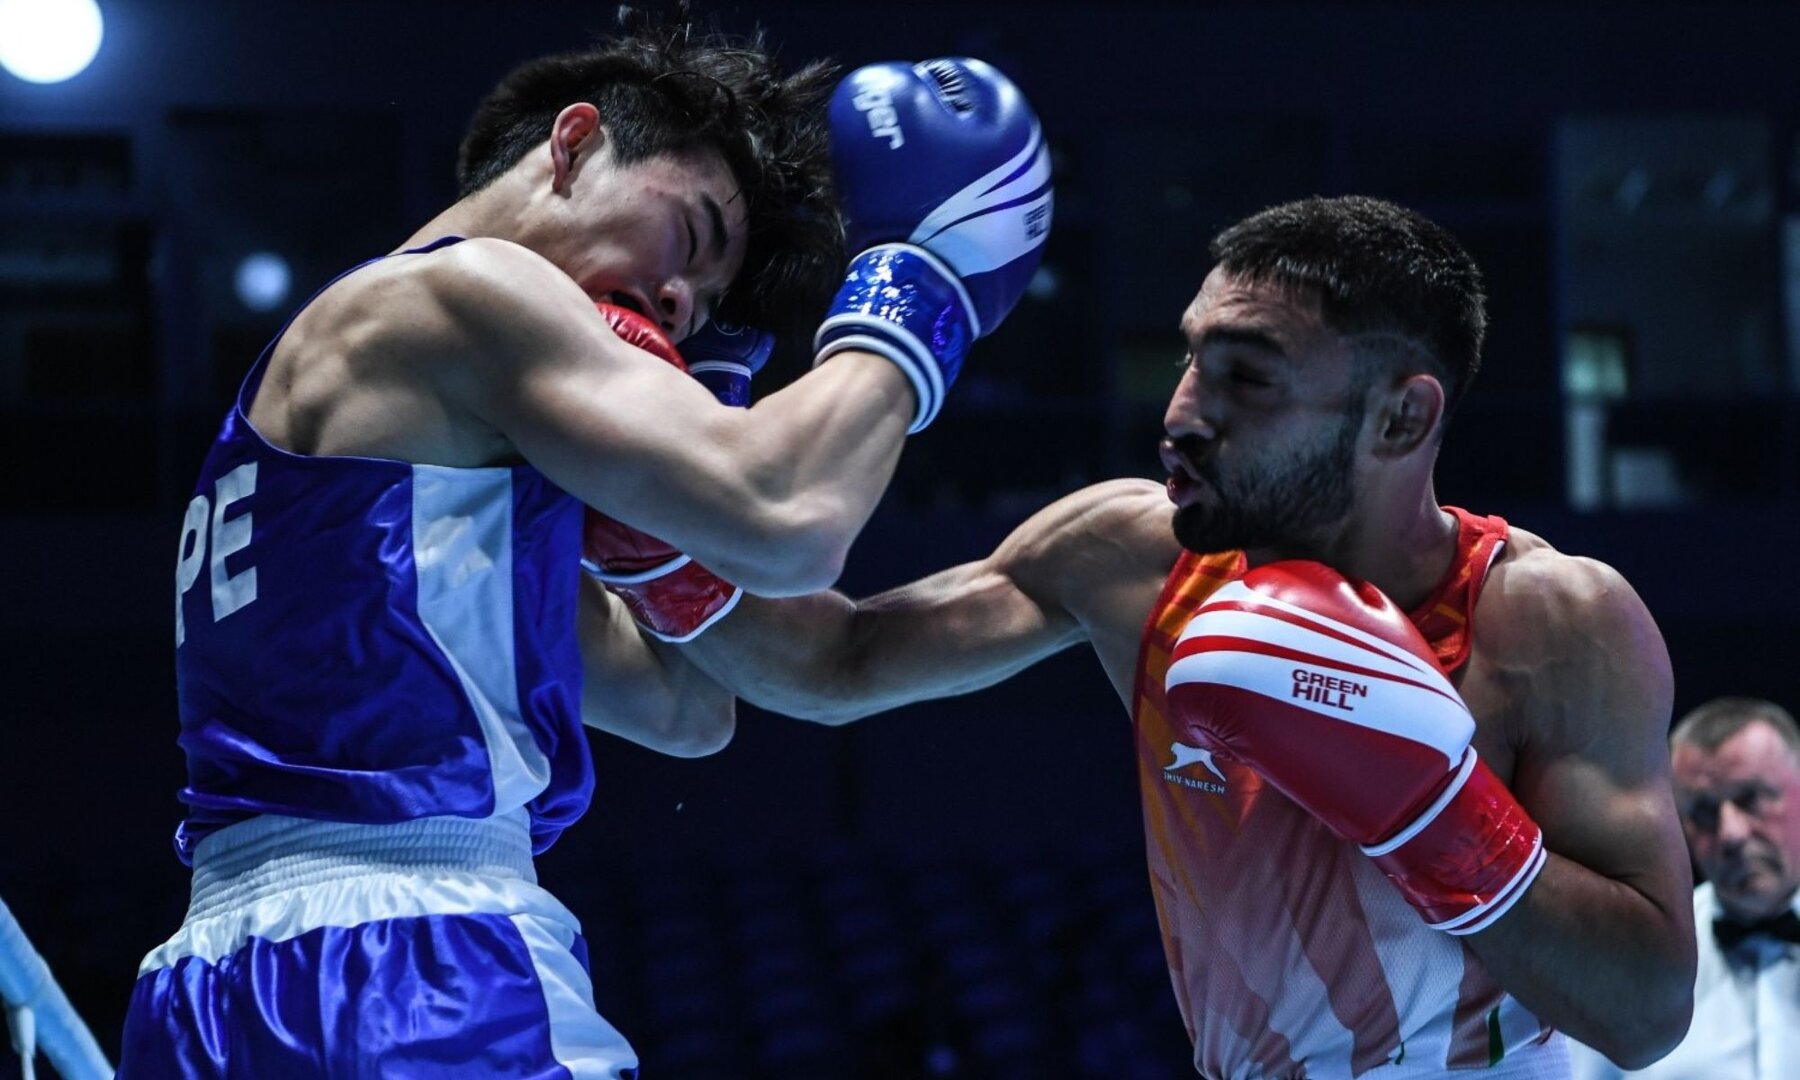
[1172,407,1361,556]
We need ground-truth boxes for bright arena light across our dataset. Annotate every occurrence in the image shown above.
[235,252,293,313]
[0,0,105,85]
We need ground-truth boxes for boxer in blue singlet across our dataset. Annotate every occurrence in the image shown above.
[116,13,1053,1077]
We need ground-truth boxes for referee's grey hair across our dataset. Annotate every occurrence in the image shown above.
[1671,697,1800,757]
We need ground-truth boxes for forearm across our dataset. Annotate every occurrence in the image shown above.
[1467,854,1695,1068]
[487,322,915,597]
[682,591,886,724]
[685,562,1086,725]
[577,577,736,756]
[713,352,912,593]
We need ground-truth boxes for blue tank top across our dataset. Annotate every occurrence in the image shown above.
[171,236,593,864]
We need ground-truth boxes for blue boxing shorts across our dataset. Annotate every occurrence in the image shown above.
[118,812,638,1078]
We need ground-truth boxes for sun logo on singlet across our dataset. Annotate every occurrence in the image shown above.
[1164,740,1228,794]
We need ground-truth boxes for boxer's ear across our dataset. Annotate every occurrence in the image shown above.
[550,103,603,195]
[1370,373,1444,459]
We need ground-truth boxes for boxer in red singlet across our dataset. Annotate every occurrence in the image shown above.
[670,196,1696,1077]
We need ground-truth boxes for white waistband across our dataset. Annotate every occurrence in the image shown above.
[186,812,537,925]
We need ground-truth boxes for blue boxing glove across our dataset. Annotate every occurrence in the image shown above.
[681,318,775,407]
[814,58,1053,432]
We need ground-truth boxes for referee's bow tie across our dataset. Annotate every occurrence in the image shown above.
[1714,910,1800,949]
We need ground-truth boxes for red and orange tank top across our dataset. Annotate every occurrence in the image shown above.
[1129,508,1564,1078]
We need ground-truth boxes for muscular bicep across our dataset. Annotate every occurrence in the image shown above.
[848,556,1089,703]
[1520,740,1686,902]
[1461,561,1697,1061]
[1508,565,1689,909]
[438,252,765,557]
[424,240,908,595]
[501,330,767,536]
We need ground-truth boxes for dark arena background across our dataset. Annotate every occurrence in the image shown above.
[2,2,1798,1077]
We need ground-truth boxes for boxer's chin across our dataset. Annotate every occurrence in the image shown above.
[1173,504,1252,555]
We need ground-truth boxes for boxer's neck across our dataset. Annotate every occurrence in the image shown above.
[1245,479,1458,613]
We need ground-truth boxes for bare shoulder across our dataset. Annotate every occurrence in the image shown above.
[417,236,575,297]
[998,478,1178,577]
[1483,527,1664,667]
[998,478,1182,627]
[1478,526,1673,744]
[403,237,592,336]
[263,237,605,461]
[343,238,617,409]
[283,237,578,360]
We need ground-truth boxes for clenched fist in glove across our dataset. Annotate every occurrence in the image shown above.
[814,57,1052,432]
[1164,561,1546,935]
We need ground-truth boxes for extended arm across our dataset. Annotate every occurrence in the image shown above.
[684,559,1080,725]
[1462,561,1694,1069]
[681,479,1166,722]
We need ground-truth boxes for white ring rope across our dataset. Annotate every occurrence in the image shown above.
[0,896,113,1079]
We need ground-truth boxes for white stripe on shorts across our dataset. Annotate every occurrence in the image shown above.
[510,912,640,1079]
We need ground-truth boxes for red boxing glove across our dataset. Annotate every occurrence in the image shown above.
[1164,561,1545,935]
[597,301,685,367]
[580,304,743,642]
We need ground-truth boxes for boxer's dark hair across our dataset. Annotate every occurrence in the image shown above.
[1210,195,1486,430]
[457,6,843,336]
[1672,697,1800,757]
